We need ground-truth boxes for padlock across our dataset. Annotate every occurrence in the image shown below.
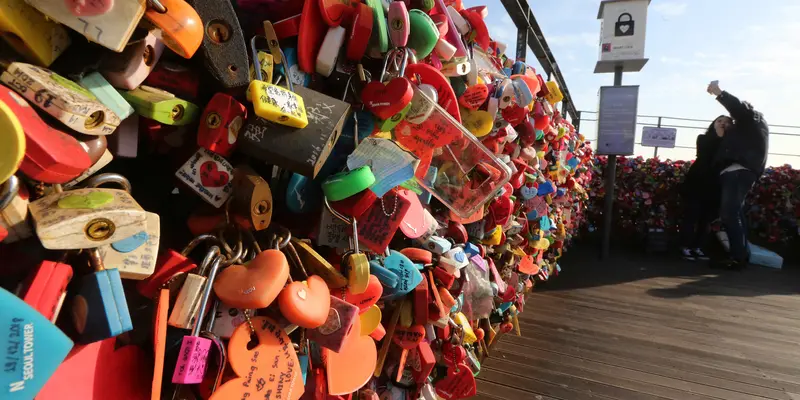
[168,244,220,329]
[388,1,409,48]
[175,147,235,208]
[106,115,138,158]
[615,12,635,36]
[0,86,91,184]
[213,233,290,309]
[25,0,144,52]
[0,287,73,400]
[144,0,203,58]
[239,81,351,179]
[0,0,71,66]
[173,247,223,384]
[185,0,250,89]
[247,36,308,128]
[317,26,346,78]
[121,85,200,125]
[197,93,247,158]
[72,248,133,343]
[0,62,121,135]
[346,3,373,62]
[362,49,414,131]
[333,206,370,295]
[365,0,388,58]
[97,211,160,280]
[78,72,135,121]
[136,234,224,298]
[408,9,439,59]
[17,260,72,322]
[230,165,272,231]
[28,173,148,249]
[322,166,377,202]
[0,176,33,243]
[307,295,360,353]
[100,29,164,90]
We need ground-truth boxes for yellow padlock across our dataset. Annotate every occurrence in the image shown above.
[246,36,308,129]
[545,80,564,105]
[244,50,273,100]
[0,99,24,183]
[0,0,71,66]
[453,312,477,344]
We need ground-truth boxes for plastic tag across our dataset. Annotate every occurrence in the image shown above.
[347,137,418,197]
[175,147,234,208]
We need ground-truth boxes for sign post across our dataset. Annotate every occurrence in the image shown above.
[595,0,650,260]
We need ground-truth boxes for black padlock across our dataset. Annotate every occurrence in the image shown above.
[615,13,635,37]
[185,0,250,89]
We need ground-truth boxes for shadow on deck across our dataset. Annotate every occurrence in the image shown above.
[475,247,800,400]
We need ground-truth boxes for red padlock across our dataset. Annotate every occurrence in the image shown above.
[197,93,247,158]
[346,3,373,61]
[0,87,91,184]
[19,261,73,321]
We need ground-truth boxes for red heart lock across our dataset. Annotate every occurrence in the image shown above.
[200,161,230,187]
[37,338,152,400]
[435,364,476,399]
[65,0,114,17]
[502,104,528,127]
[441,342,466,366]
[334,274,382,312]
[517,254,539,275]
[361,78,413,120]
[392,324,425,350]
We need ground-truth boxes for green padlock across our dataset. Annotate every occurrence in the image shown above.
[408,10,439,59]
[366,0,388,58]
[121,85,200,126]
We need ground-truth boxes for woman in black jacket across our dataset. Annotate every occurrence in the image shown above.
[679,115,731,260]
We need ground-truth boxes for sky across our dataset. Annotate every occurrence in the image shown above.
[461,0,800,166]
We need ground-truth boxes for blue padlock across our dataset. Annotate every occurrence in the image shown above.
[286,173,322,214]
[381,250,422,300]
[369,260,400,288]
[72,249,133,343]
[0,287,73,400]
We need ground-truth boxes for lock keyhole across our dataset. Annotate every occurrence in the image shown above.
[172,104,185,121]
[85,218,116,241]
[206,112,222,128]
[207,20,231,44]
[253,200,271,215]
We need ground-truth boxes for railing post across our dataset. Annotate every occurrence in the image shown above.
[654,116,662,158]
[600,65,624,260]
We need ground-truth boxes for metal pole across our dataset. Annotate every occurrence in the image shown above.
[600,65,624,260]
[654,147,658,158]
[654,116,662,159]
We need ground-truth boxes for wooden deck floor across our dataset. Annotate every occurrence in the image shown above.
[475,247,800,400]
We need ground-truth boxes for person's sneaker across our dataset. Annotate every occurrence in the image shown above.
[693,248,710,261]
[681,248,695,261]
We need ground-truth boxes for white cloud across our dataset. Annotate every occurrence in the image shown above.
[651,1,688,17]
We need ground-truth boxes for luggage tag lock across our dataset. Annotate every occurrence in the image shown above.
[28,173,148,250]
[0,176,33,243]
[72,248,134,343]
[247,35,308,128]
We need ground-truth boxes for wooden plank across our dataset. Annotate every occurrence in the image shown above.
[475,379,561,400]
[493,341,791,400]
[506,318,800,392]
[478,368,601,400]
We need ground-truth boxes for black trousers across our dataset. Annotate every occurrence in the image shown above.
[680,189,718,249]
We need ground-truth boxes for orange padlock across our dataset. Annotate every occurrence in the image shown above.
[145,0,204,58]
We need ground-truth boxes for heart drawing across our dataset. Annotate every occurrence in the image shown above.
[200,161,230,187]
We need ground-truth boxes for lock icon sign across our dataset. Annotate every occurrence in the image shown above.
[615,13,635,36]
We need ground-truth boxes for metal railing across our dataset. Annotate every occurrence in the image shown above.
[576,111,800,159]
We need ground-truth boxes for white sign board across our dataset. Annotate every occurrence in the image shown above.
[596,85,639,156]
[595,0,649,73]
[641,126,677,148]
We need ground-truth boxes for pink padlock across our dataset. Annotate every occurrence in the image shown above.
[101,30,165,90]
[172,250,222,384]
[388,1,409,48]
